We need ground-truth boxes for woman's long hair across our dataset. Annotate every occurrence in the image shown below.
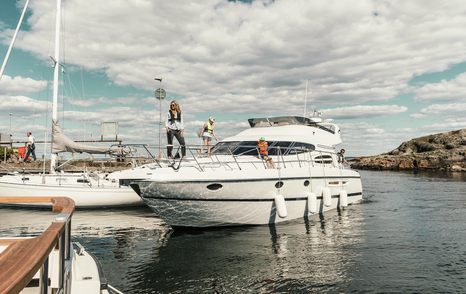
[170,100,181,113]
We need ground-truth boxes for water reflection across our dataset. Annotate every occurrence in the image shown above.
[4,170,462,292]
[0,204,365,293]
[104,206,365,293]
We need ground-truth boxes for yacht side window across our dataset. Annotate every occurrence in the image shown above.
[288,142,315,154]
[211,142,239,155]
[269,141,315,155]
[234,141,260,156]
[268,141,293,156]
[212,141,269,156]
[211,141,315,156]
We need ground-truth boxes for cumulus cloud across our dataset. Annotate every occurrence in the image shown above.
[418,103,466,115]
[410,102,466,119]
[67,96,143,108]
[322,105,407,119]
[0,95,48,113]
[412,73,466,102]
[11,0,466,106]
[0,75,47,95]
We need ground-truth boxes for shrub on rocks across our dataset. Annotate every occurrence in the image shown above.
[415,141,436,153]
[445,143,456,149]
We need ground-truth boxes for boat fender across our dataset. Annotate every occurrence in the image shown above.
[274,194,287,218]
[307,192,318,214]
[322,188,332,207]
[339,190,348,208]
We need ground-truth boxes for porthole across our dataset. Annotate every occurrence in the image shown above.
[275,181,284,189]
[207,183,223,190]
[304,180,310,187]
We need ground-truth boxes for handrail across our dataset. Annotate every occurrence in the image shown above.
[0,196,75,294]
[112,143,346,171]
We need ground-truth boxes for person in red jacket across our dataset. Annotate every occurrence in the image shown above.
[257,137,275,169]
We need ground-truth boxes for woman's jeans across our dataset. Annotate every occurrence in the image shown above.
[167,129,186,157]
[24,144,37,161]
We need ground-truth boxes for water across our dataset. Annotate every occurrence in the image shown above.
[1,170,465,293]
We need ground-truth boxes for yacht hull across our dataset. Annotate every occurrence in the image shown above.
[134,168,363,227]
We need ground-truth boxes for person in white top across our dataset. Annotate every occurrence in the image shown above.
[24,131,36,162]
[165,100,186,158]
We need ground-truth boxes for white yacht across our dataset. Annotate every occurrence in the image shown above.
[0,0,144,207]
[130,115,363,227]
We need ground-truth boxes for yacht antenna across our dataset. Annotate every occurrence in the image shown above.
[0,0,30,80]
[303,80,309,117]
[50,0,62,173]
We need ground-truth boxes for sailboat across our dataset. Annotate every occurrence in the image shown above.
[0,0,144,207]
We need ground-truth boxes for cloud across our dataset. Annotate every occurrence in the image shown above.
[418,119,466,134]
[418,103,466,115]
[0,95,48,113]
[0,75,47,95]
[322,105,407,119]
[12,0,466,107]
[67,96,143,108]
[410,102,466,119]
[412,73,466,102]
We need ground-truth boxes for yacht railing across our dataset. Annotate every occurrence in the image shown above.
[124,143,347,171]
[0,197,74,294]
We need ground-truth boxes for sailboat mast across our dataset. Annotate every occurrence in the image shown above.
[0,0,30,80]
[50,0,62,172]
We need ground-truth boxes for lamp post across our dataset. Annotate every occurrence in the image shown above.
[9,113,12,148]
[154,78,166,158]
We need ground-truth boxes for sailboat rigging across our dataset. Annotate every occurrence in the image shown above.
[0,0,145,207]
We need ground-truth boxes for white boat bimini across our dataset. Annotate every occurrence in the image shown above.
[130,115,363,227]
[0,197,121,294]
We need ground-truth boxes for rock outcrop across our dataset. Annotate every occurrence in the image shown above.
[351,128,466,172]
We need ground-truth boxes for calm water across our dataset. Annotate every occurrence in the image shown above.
[1,170,465,293]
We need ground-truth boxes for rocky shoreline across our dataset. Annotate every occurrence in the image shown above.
[351,129,466,172]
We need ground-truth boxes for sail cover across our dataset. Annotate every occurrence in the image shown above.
[52,122,127,155]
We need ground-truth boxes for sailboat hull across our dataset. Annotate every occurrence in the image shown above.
[0,174,142,207]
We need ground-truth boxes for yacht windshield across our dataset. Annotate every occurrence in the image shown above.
[211,141,315,156]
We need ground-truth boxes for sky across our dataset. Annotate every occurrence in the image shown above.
[0,0,466,157]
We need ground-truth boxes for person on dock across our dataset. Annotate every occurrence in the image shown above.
[24,131,36,162]
[257,137,275,169]
[200,117,218,156]
[165,100,186,158]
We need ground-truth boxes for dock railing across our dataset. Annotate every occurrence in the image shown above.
[0,197,74,294]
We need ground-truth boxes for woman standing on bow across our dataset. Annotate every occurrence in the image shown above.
[165,100,186,158]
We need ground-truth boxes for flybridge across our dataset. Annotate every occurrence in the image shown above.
[248,116,336,134]
[248,116,314,127]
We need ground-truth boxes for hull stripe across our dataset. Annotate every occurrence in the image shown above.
[137,175,361,184]
[142,192,362,202]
